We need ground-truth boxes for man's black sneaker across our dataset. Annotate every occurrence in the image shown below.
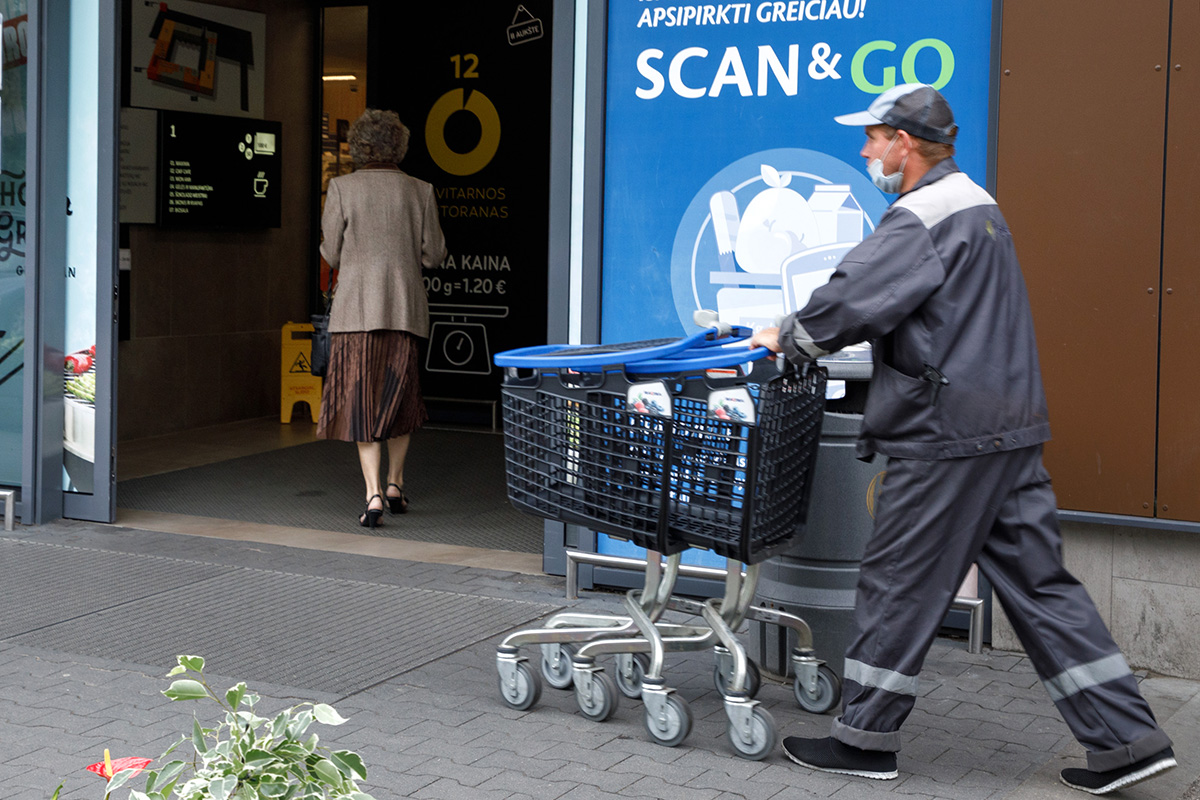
[782,736,898,780]
[1060,747,1177,795]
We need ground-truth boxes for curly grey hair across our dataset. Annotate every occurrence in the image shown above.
[348,109,411,166]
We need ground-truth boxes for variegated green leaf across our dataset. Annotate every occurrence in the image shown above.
[105,767,139,794]
[192,718,208,754]
[207,774,237,800]
[312,758,342,787]
[243,748,277,770]
[272,742,309,759]
[257,780,289,798]
[179,655,205,671]
[330,750,367,780]
[270,710,290,741]
[313,704,348,726]
[225,682,247,709]
[164,679,208,701]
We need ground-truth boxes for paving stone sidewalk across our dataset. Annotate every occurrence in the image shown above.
[2,521,1198,800]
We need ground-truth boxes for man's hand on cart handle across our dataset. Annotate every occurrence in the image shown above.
[749,327,782,356]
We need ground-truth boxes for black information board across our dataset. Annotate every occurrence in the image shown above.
[157,111,281,228]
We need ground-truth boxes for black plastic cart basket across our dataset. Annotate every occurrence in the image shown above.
[499,356,824,563]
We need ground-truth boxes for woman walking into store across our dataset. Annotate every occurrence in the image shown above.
[317,109,447,528]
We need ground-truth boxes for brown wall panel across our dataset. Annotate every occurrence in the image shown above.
[1157,2,1200,522]
[996,1,1169,515]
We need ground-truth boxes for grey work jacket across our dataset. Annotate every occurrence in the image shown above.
[779,159,1051,461]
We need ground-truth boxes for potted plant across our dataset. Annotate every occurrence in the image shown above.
[56,655,376,800]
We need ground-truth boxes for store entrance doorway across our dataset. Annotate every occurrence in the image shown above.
[110,5,540,562]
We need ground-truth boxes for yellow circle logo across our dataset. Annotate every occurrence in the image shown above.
[425,88,501,176]
[866,470,887,518]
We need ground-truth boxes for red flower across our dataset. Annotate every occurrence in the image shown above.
[85,755,152,780]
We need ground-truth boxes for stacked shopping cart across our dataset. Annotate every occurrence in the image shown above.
[493,313,838,759]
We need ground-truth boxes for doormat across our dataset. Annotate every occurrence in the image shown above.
[117,430,542,553]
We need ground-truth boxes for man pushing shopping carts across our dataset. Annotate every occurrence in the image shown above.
[751,83,1175,794]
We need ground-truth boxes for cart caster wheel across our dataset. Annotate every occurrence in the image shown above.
[615,653,650,699]
[714,658,761,699]
[644,694,693,747]
[794,664,841,714]
[498,661,542,711]
[728,705,777,760]
[575,671,619,722]
[541,644,576,690]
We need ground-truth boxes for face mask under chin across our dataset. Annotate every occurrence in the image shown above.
[868,135,907,193]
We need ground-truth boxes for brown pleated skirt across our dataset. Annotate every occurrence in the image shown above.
[316,330,428,442]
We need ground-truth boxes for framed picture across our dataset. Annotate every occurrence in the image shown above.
[128,0,266,119]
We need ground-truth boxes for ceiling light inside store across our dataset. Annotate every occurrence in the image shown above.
[322,74,357,81]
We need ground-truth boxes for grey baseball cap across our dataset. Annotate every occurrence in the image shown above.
[835,83,958,144]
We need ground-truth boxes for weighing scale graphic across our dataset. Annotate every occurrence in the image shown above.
[426,303,508,375]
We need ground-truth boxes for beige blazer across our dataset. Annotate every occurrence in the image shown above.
[321,169,447,335]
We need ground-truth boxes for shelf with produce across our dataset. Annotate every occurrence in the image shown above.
[63,345,96,463]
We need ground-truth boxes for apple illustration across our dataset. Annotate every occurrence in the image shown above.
[733,164,821,275]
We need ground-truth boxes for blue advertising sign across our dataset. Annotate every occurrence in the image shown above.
[596,0,996,566]
[600,0,995,340]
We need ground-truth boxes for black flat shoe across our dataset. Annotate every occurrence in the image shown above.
[360,494,384,529]
[782,737,898,780]
[1060,747,1176,794]
[386,483,408,515]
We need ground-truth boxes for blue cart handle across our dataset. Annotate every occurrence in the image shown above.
[494,315,750,369]
[624,342,775,374]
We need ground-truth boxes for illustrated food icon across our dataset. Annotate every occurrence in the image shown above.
[731,164,821,275]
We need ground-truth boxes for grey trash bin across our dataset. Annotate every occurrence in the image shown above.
[748,358,877,684]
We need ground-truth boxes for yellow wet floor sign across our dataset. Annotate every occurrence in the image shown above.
[281,322,322,423]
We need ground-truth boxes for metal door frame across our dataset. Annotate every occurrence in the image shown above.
[20,0,119,524]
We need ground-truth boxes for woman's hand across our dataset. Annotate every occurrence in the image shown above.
[750,326,782,354]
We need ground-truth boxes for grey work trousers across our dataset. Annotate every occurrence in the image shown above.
[831,445,1171,772]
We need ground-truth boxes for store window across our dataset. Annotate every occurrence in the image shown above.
[0,1,28,488]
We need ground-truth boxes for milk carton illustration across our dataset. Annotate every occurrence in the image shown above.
[808,184,864,246]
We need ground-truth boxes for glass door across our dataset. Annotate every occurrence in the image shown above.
[61,0,117,521]
[62,0,101,497]
[19,0,117,524]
